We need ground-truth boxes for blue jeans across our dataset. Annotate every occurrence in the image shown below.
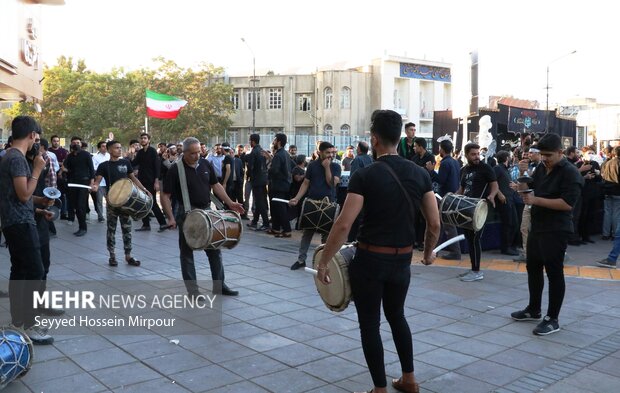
[349,248,414,388]
[603,195,620,237]
[607,223,620,262]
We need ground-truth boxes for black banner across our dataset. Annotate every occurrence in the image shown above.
[501,104,547,134]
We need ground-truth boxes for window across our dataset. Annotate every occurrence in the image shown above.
[231,90,239,110]
[247,89,261,110]
[340,124,350,135]
[323,124,333,136]
[228,131,238,147]
[340,87,351,109]
[268,88,282,109]
[297,94,312,111]
[324,87,333,109]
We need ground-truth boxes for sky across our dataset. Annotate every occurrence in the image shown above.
[39,0,620,108]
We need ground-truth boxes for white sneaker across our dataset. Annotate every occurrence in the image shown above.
[24,325,54,345]
[460,270,484,282]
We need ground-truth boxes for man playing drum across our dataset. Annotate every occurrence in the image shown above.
[316,110,440,393]
[161,137,244,297]
[92,141,148,267]
[289,141,341,270]
[457,143,498,282]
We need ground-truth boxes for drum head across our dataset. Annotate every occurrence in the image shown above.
[107,179,133,207]
[312,244,353,312]
[472,201,489,232]
[183,210,213,250]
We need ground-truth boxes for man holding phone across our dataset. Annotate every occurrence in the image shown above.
[511,133,583,335]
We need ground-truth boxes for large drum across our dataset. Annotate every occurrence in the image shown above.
[0,327,33,390]
[299,197,340,234]
[312,244,356,312]
[183,209,242,250]
[107,178,153,220]
[439,193,488,232]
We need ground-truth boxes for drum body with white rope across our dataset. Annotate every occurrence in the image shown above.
[0,327,33,389]
[439,193,488,232]
[107,178,153,220]
[312,244,356,312]
[299,197,340,234]
[183,209,242,250]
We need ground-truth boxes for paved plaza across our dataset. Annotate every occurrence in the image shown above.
[1,216,620,393]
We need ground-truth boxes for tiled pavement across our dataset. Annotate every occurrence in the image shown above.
[1,216,620,393]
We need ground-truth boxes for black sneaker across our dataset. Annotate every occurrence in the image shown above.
[290,261,306,270]
[221,286,239,296]
[256,225,270,232]
[533,316,560,335]
[596,258,617,268]
[511,308,542,321]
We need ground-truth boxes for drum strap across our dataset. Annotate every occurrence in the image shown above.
[376,161,417,223]
[176,155,193,214]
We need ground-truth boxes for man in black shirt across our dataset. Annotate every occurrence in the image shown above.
[62,136,95,236]
[412,137,436,250]
[92,141,149,267]
[133,133,169,232]
[315,110,440,393]
[161,137,244,297]
[397,122,416,160]
[246,134,269,231]
[457,143,498,282]
[511,133,583,335]
[494,151,519,256]
[268,133,292,237]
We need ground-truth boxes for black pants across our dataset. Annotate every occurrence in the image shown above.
[569,196,582,242]
[251,185,269,227]
[142,183,167,227]
[349,248,414,388]
[464,227,484,271]
[578,192,598,241]
[177,214,225,294]
[4,223,45,328]
[526,232,568,319]
[68,186,89,231]
[270,190,291,232]
[497,202,518,252]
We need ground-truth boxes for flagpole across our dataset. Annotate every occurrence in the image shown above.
[145,116,149,134]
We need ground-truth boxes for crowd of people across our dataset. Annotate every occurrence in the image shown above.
[0,113,616,393]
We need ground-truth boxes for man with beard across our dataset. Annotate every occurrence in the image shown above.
[289,141,341,270]
[511,133,583,335]
[268,133,292,237]
[457,143,498,282]
[0,116,54,344]
[246,134,270,231]
[133,133,169,232]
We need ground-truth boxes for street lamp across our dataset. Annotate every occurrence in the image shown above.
[546,50,577,130]
[241,37,256,133]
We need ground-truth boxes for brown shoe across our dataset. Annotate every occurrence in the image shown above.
[392,378,419,393]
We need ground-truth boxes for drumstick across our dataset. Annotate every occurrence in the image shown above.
[304,267,318,276]
[271,198,290,204]
[433,234,465,253]
[67,183,92,190]
[435,193,442,200]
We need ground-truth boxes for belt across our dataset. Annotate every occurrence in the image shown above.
[356,241,413,255]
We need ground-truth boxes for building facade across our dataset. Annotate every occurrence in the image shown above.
[227,55,452,156]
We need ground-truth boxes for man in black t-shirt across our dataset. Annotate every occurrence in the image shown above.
[161,137,244,297]
[494,151,519,256]
[62,136,95,236]
[315,110,440,393]
[457,142,498,282]
[511,133,583,336]
[92,141,149,267]
[289,141,341,270]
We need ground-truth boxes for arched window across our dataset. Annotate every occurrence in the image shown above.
[324,87,333,109]
[340,87,351,109]
[323,124,333,136]
[340,124,350,135]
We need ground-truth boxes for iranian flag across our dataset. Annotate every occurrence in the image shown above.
[145,89,187,119]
